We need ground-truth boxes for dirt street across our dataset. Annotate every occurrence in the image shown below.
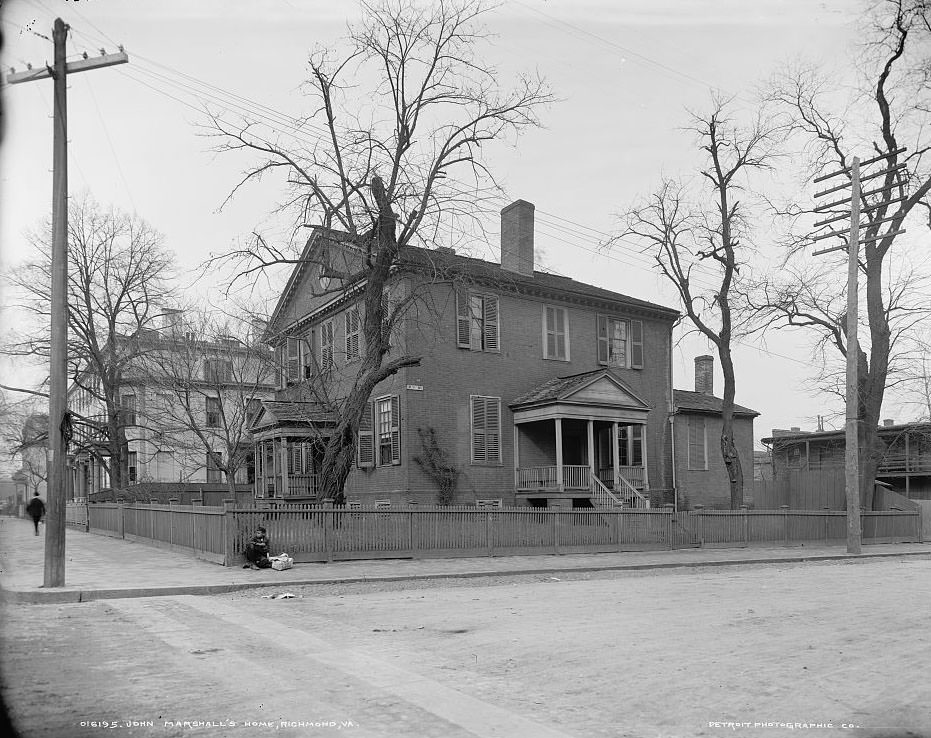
[2,557,930,738]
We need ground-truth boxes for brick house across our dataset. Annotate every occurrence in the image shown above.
[672,355,758,509]
[252,200,686,508]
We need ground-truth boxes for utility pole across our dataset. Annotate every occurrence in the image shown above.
[811,149,907,555]
[6,19,128,587]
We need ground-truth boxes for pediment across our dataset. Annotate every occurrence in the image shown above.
[563,375,648,408]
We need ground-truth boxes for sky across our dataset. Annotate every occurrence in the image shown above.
[0,0,901,449]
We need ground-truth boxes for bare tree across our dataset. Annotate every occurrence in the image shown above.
[612,99,780,509]
[3,196,176,490]
[140,311,276,498]
[758,0,931,508]
[206,0,551,503]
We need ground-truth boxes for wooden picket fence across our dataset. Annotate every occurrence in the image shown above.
[66,502,923,567]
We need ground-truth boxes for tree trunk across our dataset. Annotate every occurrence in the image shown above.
[719,346,744,509]
[860,256,891,510]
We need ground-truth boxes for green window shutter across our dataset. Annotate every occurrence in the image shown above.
[486,398,501,462]
[287,337,301,383]
[390,395,401,465]
[471,396,486,463]
[357,401,375,468]
[483,295,499,351]
[597,315,609,364]
[630,319,644,369]
[456,292,472,348]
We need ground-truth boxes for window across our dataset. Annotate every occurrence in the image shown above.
[286,337,302,384]
[121,394,136,426]
[302,333,314,379]
[206,451,222,483]
[456,293,499,352]
[688,417,707,471]
[204,358,233,383]
[205,397,221,428]
[320,320,334,370]
[543,306,569,360]
[127,451,138,483]
[345,307,361,362]
[597,316,644,369]
[787,446,802,469]
[376,396,401,466]
[471,396,502,464]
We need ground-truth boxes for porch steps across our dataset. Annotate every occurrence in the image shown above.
[590,474,649,510]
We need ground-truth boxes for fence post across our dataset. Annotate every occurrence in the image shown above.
[664,504,674,549]
[553,511,559,555]
[119,503,125,540]
[692,505,704,547]
[614,510,621,552]
[83,502,89,533]
[409,511,416,558]
[740,504,749,546]
[324,510,333,563]
[823,507,831,544]
[781,505,789,546]
[918,508,924,544]
[485,511,493,557]
[222,500,233,566]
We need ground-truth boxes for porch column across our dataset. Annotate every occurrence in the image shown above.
[641,423,649,489]
[612,421,620,492]
[253,446,260,497]
[279,438,290,497]
[513,424,520,488]
[587,420,595,486]
[555,417,564,492]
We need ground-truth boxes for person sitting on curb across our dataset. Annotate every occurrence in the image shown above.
[243,526,271,569]
[26,492,45,536]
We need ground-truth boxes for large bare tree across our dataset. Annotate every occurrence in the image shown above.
[207,0,551,503]
[757,0,931,508]
[613,99,780,509]
[3,196,175,490]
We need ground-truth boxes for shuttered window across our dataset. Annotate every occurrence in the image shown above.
[320,320,334,370]
[302,334,314,379]
[286,337,302,383]
[345,307,361,362]
[543,305,569,360]
[471,396,502,464]
[456,292,499,352]
[597,317,644,369]
[688,417,707,471]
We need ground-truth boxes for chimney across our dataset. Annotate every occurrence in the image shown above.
[500,200,534,276]
[790,427,801,432]
[882,418,895,427]
[162,308,183,333]
[694,355,714,395]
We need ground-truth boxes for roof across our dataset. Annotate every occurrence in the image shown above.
[398,246,679,318]
[761,421,931,445]
[252,400,337,429]
[674,389,758,417]
[510,368,649,409]
[268,232,680,335]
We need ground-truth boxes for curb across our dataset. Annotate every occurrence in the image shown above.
[3,548,929,604]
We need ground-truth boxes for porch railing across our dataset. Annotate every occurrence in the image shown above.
[284,473,319,497]
[598,466,646,489]
[516,465,590,490]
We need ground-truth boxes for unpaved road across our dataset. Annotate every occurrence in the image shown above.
[2,557,930,738]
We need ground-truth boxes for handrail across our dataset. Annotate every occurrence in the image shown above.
[590,474,623,508]
[616,473,649,508]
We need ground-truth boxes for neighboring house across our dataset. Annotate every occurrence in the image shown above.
[15,413,49,499]
[251,199,683,508]
[763,421,931,501]
[69,319,276,497]
[672,356,758,509]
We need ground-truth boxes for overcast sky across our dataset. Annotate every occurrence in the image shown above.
[1,0,887,446]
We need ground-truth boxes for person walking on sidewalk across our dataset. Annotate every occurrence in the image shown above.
[26,492,45,536]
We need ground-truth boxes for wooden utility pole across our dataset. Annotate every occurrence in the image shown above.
[6,19,128,587]
[812,149,906,555]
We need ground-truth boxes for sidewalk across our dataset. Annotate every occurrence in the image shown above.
[1,515,928,603]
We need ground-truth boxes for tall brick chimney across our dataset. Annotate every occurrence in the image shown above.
[694,355,714,395]
[500,199,534,276]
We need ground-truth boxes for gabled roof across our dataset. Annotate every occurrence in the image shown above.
[251,400,337,430]
[674,389,758,417]
[267,232,680,337]
[511,368,650,410]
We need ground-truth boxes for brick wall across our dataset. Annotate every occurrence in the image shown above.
[674,413,755,509]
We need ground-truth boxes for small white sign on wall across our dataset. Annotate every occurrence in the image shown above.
[406,384,424,391]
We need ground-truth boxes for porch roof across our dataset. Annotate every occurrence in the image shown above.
[510,368,650,424]
[250,400,337,433]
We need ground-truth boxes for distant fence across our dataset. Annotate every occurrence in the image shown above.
[751,469,847,510]
[65,502,922,567]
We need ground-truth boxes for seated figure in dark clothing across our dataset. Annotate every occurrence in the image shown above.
[243,526,271,569]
